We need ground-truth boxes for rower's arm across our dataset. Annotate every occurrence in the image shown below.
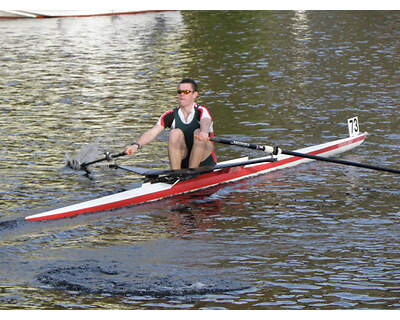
[137,124,165,146]
[125,124,164,155]
[198,117,212,140]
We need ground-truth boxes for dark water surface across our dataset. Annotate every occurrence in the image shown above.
[0,11,399,309]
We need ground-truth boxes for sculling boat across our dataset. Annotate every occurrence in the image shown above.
[26,118,372,221]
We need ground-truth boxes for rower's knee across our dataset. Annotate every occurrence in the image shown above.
[169,128,185,143]
[169,128,187,153]
[169,129,187,169]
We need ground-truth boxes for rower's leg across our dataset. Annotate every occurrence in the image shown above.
[189,129,213,168]
[168,129,187,170]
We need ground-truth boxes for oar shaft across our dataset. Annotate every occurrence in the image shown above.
[283,150,400,174]
[210,137,400,175]
[81,151,126,168]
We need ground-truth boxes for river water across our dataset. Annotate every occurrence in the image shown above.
[0,10,399,310]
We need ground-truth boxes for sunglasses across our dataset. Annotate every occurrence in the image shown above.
[177,90,194,95]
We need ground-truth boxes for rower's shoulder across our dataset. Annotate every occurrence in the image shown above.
[198,104,212,111]
[158,107,177,128]
[195,104,212,118]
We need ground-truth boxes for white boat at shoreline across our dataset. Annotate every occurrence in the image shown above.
[0,10,172,19]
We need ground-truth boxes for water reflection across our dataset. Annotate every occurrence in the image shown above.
[290,10,312,89]
[1,12,189,217]
[0,10,399,309]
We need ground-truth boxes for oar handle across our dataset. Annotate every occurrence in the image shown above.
[108,151,127,160]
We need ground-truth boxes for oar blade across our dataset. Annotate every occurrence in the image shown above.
[67,159,83,171]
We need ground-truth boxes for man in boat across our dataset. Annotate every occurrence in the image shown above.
[124,78,217,169]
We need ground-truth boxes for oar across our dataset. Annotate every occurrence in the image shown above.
[111,156,276,177]
[207,136,400,175]
[67,151,126,172]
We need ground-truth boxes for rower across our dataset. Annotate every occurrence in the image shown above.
[124,79,217,170]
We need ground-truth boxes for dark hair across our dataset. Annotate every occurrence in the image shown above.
[179,78,198,92]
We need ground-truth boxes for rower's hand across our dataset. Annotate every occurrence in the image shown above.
[195,132,210,141]
[124,144,139,155]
